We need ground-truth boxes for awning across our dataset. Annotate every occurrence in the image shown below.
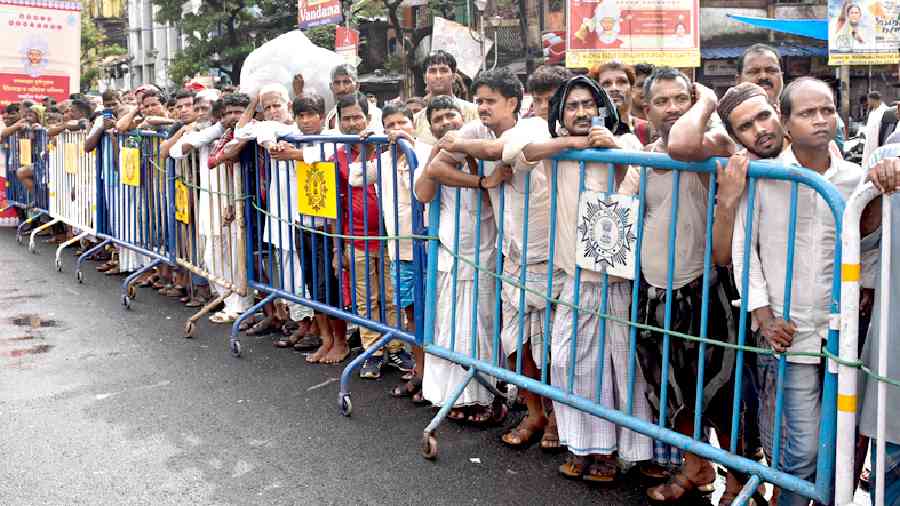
[701,43,827,59]
[726,15,828,41]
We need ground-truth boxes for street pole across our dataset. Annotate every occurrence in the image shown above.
[840,64,851,129]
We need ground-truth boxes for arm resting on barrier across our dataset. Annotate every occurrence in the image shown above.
[423,149,512,190]
[84,117,115,153]
[437,132,504,161]
[712,151,749,266]
[667,83,735,162]
[115,107,140,132]
[160,126,188,160]
[0,119,27,140]
[413,144,443,203]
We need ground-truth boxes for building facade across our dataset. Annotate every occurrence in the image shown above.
[126,0,182,89]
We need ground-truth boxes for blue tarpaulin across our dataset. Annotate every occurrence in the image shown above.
[726,15,829,41]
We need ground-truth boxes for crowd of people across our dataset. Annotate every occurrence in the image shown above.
[2,42,898,506]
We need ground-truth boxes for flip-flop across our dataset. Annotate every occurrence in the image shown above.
[390,378,422,399]
[273,334,301,348]
[501,418,545,448]
[246,316,278,336]
[559,454,588,479]
[321,349,350,364]
[583,456,617,483]
[209,311,237,324]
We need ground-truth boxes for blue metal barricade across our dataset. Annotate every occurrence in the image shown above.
[420,148,845,505]
[83,131,174,306]
[5,128,50,243]
[234,133,427,412]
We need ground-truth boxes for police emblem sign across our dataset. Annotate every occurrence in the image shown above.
[297,161,337,219]
[575,191,638,279]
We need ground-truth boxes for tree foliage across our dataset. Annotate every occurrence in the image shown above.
[81,15,126,91]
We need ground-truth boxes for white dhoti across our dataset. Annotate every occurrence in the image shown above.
[551,275,653,461]
[204,223,252,315]
[423,269,497,408]
[499,260,565,370]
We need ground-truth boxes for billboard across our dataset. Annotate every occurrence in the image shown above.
[565,0,700,68]
[0,0,81,106]
[335,26,360,67]
[828,0,900,65]
[297,0,342,29]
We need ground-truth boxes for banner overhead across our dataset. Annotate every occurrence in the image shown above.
[565,0,700,68]
[297,0,342,29]
[0,0,81,106]
[828,0,900,65]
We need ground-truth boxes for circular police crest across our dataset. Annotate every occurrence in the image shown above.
[577,198,636,269]
[303,165,329,212]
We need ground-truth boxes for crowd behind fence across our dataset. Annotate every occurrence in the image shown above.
[2,122,896,506]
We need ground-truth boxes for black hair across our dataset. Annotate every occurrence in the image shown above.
[549,75,621,138]
[643,67,692,101]
[634,63,655,79]
[527,65,573,93]
[406,96,426,107]
[210,98,225,121]
[5,103,20,114]
[868,90,882,100]
[222,93,251,109]
[471,68,524,114]
[737,43,781,74]
[71,98,93,119]
[141,89,161,103]
[336,92,369,118]
[381,103,413,126]
[101,89,120,102]
[780,77,833,119]
[423,50,457,73]
[426,95,461,124]
[174,89,195,102]
[292,93,326,117]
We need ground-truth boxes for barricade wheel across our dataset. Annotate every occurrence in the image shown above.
[76,271,83,283]
[339,395,352,417]
[122,295,131,309]
[422,433,438,460]
[55,259,62,272]
[184,321,195,339]
[127,285,136,299]
[230,340,241,357]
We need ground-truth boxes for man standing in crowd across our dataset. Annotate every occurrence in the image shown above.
[414,89,510,424]
[732,77,868,506]
[413,51,479,145]
[593,62,653,145]
[349,102,429,398]
[429,66,568,449]
[510,74,653,481]
[735,44,783,107]
[324,65,381,132]
[634,68,748,503]
[631,63,653,122]
[268,93,347,360]
[333,92,412,374]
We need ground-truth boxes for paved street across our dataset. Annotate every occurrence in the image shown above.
[0,228,661,505]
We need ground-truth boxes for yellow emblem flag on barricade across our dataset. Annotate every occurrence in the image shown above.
[64,143,78,174]
[120,147,141,187]
[18,138,31,165]
[174,179,190,224]
[297,161,337,219]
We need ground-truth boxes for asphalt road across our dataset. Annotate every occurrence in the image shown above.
[0,228,665,506]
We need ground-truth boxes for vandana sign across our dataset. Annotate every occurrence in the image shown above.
[297,0,342,29]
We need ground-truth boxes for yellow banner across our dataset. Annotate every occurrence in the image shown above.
[64,143,78,174]
[175,179,190,224]
[297,162,338,219]
[18,138,31,165]
[120,147,141,187]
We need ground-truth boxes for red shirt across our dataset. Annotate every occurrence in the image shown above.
[333,146,381,252]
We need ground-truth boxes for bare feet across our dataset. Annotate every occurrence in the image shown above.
[502,414,547,447]
[306,341,331,363]
[322,341,349,364]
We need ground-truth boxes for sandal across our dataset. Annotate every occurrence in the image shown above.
[411,390,428,405]
[209,311,237,324]
[646,467,716,501]
[448,409,467,422]
[559,454,588,479]
[639,462,672,480]
[391,378,423,399]
[185,297,206,308]
[246,316,278,336]
[501,417,546,448]
[583,455,617,483]
[273,334,302,348]
[293,334,322,352]
[239,313,263,332]
[540,417,561,452]
[467,403,508,427]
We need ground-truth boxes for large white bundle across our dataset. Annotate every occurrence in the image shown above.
[239,30,338,111]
